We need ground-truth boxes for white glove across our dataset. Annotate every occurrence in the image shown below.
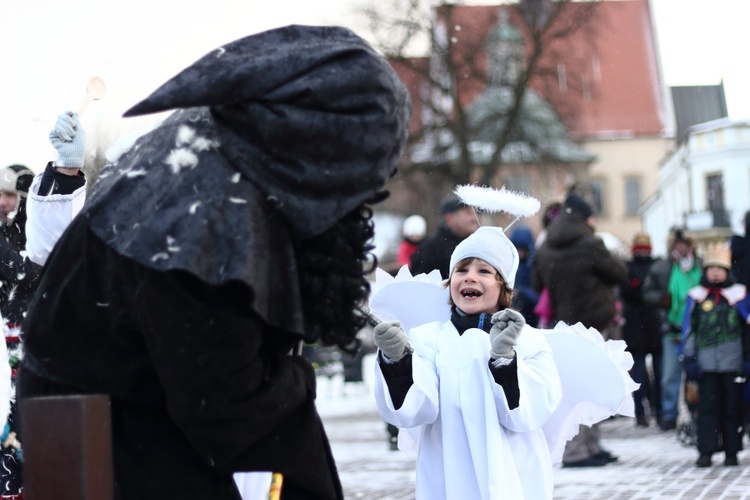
[490,309,525,359]
[373,321,410,362]
[49,111,86,168]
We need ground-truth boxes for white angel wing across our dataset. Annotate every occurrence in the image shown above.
[368,266,450,333]
[542,321,638,463]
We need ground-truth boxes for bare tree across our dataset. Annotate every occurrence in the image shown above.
[362,0,601,200]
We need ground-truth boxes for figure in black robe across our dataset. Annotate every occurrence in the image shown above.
[18,25,411,500]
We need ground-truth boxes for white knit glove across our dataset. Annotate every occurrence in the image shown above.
[49,111,86,168]
[490,309,524,359]
[373,321,411,362]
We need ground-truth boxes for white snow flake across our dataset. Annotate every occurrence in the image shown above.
[165,148,199,174]
[151,253,169,262]
[189,201,202,214]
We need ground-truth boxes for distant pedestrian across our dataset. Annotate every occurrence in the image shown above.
[534,201,561,249]
[533,201,562,328]
[620,232,663,427]
[642,228,702,432]
[533,191,627,467]
[409,195,479,278]
[730,209,750,288]
[396,215,426,268]
[681,242,750,467]
[509,225,539,325]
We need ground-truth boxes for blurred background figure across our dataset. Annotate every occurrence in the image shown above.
[730,209,750,435]
[730,210,750,288]
[535,201,562,249]
[410,195,479,278]
[620,232,663,427]
[533,191,627,467]
[533,201,561,328]
[0,164,36,500]
[510,226,539,325]
[396,215,426,269]
[643,228,701,432]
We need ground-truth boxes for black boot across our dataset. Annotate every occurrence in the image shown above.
[696,453,712,468]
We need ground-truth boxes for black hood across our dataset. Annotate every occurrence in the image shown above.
[80,25,412,333]
[124,24,411,239]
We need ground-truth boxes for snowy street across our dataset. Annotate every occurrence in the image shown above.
[316,355,750,500]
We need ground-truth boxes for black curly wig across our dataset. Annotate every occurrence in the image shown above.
[292,203,377,354]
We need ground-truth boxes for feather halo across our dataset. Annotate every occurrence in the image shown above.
[455,184,541,218]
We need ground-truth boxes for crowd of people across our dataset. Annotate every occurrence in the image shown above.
[391,189,750,472]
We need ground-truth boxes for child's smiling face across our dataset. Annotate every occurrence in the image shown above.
[449,258,502,315]
[706,266,728,283]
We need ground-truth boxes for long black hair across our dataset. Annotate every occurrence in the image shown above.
[293,203,376,353]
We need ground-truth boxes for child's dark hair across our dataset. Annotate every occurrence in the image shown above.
[448,257,514,311]
[293,203,376,353]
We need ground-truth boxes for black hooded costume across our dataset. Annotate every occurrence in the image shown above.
[18,25,410,500]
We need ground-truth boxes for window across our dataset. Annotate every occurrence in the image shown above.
[589,179,605,215]
[624,178,641,216]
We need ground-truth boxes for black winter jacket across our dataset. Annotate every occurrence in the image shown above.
[620,256,663,353]
[410,225,465,279]
[532,211,627,331]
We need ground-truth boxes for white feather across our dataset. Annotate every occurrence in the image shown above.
[455,184,540,217]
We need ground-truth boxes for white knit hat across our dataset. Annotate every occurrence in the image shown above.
[449,226,519,288]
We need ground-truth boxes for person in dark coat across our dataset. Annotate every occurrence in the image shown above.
[0,165,39,328]
[0,164,37,500]
[642,228,702,432]
[18,25,411,500]
[409,195,479,278]
[620,232,663,427]
[731,210,750,288]
[532,191,627,468]
[509,226,539,325]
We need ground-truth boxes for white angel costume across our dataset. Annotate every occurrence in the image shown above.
[370,266,637,500]
[375,319,561,499]
[25,172,87,266]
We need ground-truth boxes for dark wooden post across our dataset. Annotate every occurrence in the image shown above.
[20,395,113,500]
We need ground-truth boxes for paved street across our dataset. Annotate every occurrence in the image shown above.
[316,361,750,500]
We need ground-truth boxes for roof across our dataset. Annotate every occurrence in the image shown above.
[431,0,668,139]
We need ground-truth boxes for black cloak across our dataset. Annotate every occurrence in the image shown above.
[85,24,411,335]
[19,25,411,500]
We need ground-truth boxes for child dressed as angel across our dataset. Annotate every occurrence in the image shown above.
[373,226,563,500]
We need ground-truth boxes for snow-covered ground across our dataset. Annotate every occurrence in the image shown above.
[316,354,750,499]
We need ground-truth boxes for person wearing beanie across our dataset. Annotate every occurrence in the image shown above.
[642,227,703,432]
[533,190,627,467]
[620,232,663,427]
[680,242,750,467]
[0,163,36,500]
[410,194,479,278]
[373,226,562,499]
[18,25,411,500]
